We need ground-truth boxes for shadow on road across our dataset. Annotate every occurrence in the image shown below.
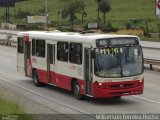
[23,79,138,106]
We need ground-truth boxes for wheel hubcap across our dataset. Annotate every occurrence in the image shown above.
[34,75,37,84]
[75,84,80,95]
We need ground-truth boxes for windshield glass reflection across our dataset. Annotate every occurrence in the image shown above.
[94,46,143,78]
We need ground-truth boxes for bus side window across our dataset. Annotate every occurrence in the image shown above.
[36,39,45,58]
[32,39,36,56]
[57,42,69,62]
[18,37,24,53]
[69,43,82,64]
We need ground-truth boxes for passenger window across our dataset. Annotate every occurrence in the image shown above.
[36,39,45,58]
[18,37,24,53]
[69,43,82,64]
[32,39,36,56]
[57,42,69,62]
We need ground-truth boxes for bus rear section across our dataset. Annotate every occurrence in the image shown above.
[17,32,144,99]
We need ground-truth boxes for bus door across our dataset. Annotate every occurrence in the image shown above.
[84,48,93,96]
[17,37,24,74]
[24,41,31,77]
[47,44,55,83]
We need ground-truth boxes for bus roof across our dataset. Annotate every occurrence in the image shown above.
[17,31,139,44]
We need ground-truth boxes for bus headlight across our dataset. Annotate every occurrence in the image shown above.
[99,82,102,86]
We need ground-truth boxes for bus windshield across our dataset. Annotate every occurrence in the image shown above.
[94,46,143,78]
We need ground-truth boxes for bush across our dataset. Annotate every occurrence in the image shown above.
[101,22,118,32]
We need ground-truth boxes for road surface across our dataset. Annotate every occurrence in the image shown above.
[0,45,160,120]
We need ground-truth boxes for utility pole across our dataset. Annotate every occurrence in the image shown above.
[45,0,48,31]
[8,7,9,23]
[5,6,8,23]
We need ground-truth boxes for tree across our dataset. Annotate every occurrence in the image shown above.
[62,0,86,24]
[81,11,87,25]
[16,10,31,19]
[99,0,111,24]
[95,0,102,20]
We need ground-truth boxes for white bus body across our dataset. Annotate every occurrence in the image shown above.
[17,31,144,99]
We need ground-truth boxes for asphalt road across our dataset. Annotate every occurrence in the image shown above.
[143,48,160,60]
[0,45,160,118]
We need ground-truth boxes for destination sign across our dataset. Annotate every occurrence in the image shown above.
[95,47,119,55]
[96,37,139,47]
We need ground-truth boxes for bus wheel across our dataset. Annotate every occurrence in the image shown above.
[33,70,43,87]
[73,81,83,100]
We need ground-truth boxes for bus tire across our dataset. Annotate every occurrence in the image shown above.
[73,81,83,100]
[33,70,43,87]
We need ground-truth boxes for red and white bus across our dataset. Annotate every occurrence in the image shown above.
[17,31,144,99]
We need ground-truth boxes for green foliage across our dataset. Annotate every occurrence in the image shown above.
[125,22,132,29]
[0,0,158,32]
[16,11,31,19]
[99,0,111,23]
[0,97,25,114]
[101,22,118,32]
[0,96,32,119]
[62,0,86,23]
[95,0,103,20]
[99,0,111,13]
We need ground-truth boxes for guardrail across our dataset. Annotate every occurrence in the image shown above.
[0,39,17,47]
[142,47,160,50]
[144,58,160,70]
[0,33,17,47]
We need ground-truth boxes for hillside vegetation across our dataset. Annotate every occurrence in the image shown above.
[0,0,158,32]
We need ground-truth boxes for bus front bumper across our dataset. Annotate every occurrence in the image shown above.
[92,79,144,98]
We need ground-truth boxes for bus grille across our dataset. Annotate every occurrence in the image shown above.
[108,83,136,89]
